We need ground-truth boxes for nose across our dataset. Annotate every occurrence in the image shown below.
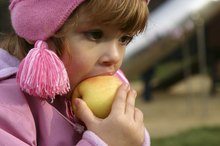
[99,41,122,66]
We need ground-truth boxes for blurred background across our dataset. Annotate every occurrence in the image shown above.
[122,0,220,145]
[1,0,220,145]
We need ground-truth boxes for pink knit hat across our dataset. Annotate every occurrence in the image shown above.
[9,0,86,41]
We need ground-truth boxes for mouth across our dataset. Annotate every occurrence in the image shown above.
[99,72,115,76]
[82,71,116,81]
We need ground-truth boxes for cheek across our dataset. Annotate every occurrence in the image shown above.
[62,55,91,89]
[64,60,80,87]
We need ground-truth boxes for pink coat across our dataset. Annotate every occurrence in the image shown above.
[0,48,150,146]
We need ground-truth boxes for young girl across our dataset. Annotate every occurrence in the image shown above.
[0,0,150,145]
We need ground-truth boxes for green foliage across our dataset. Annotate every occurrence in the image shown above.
[151,126,220,146]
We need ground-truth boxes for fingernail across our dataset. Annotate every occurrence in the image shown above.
[133,89,137,97]
[123,83,129,90]
[74,98,80,107]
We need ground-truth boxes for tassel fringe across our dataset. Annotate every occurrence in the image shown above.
[17,40,70,99]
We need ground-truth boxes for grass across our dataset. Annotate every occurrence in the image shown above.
[151,126,220,146]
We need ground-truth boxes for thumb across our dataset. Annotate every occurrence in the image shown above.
[73,98,96,126]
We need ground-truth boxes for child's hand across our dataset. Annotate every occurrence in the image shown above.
[74,84,145,146]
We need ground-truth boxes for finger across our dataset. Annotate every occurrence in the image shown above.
[134,108,144,123]
[125,89,137,116]
[73,98,97,127]
[110,83,129,115]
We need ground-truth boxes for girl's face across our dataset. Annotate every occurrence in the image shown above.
[60,17,133,92]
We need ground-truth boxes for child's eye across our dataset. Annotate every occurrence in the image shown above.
[84,30,103,41]
[119,35,133,45]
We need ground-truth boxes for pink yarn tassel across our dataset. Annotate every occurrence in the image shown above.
[16,40,70,99]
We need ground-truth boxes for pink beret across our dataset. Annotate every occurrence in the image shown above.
[9,0,85,41]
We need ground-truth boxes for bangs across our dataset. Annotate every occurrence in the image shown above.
[82,0,148,35]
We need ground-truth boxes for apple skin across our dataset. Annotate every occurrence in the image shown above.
[72,75,122,118]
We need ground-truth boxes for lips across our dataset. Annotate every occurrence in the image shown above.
[99,72,115,76]
[79,71,116,84]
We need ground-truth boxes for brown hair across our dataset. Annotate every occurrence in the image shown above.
[1,0,148,59]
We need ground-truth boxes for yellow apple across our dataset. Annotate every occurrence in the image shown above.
[72,75,122,118]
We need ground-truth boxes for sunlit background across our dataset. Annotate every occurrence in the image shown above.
[1,0,220,145]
